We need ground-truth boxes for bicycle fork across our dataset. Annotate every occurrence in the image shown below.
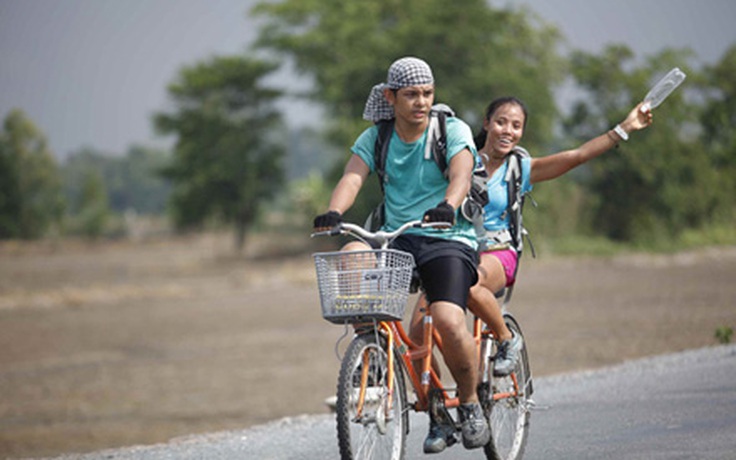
[354,322,396,429]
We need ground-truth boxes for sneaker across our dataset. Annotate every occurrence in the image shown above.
[423,418,457,454]
[493,331,523,377]
[457,403,490,449]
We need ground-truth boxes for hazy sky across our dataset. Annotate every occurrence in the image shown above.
[1,0,735,158]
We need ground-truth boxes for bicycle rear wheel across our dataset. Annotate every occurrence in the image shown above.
[480,315,532,460]
[336,333,407,460]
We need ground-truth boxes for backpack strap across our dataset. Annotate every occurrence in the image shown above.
[462,163,490,239]
[505,146,536,260]
[425,104,454,175]
[373,118,395,194]
[505,151,523,253]
[365,118,394,231]
[500,149,523,308]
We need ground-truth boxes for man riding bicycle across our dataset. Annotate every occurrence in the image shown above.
[313,56,490,452]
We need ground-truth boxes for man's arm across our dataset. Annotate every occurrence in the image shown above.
[443,148,474,210]
[325,155,370,214]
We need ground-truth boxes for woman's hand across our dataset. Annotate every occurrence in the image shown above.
[620,102,654,134]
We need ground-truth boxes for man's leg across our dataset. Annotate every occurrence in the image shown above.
[429,300,479,403]
[414,250,489,450]
[408,295,442,374]
[410,295,460,453]
[430,300,490,449]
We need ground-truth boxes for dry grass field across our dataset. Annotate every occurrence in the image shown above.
[1,234,735,459]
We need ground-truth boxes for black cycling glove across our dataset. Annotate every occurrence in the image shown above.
[423,200,455,225]
[313,210,343,230]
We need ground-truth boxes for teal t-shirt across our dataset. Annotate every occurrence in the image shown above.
[351,117,478,249]
[482,156,533,232]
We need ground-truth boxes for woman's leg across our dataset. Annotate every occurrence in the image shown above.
[469,252,523,376]
[467,253,512,341]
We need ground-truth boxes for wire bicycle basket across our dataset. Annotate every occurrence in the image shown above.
[313,249,415,324]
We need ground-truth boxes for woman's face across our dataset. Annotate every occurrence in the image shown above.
[483,102,526,157]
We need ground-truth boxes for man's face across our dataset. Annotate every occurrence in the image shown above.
[386,84,435,126]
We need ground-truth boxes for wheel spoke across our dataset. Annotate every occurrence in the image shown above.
[481,317,531,460]
[337,335,406,460]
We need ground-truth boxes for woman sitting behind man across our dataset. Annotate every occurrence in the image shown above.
[410,97,653,376]
[466,96,653,375]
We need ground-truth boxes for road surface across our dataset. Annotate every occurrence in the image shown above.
[44,345,736,460]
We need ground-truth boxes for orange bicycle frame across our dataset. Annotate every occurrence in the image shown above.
[352,307,522,418]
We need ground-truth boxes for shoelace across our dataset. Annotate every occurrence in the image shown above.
[460,406,485,432]
[496,340,510,360]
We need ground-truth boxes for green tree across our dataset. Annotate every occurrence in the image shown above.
[253,0,564,221]
[154,55,285,250]
[63,148,109,215]
[700,44,736,224]
[75,169,111,239]
[0,109,64,239]
[63,146,172,215]
[0,131,21,237]
[563,45,711,243]
[117,146,172,214]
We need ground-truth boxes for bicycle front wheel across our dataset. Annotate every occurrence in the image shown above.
[336,333,407,460]
[481,315,532,460]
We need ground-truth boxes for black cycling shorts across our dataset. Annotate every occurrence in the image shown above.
[390,235,478,310]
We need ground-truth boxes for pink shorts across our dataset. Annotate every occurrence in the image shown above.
[480,248,518,286]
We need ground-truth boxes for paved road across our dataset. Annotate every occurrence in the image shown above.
[45,345,736,460]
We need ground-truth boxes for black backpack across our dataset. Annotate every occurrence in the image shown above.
[364,104,490,232]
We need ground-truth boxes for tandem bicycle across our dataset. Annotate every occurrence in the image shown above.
[312,220,533,460]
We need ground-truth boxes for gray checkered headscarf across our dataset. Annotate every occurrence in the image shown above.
[362,57,435,122]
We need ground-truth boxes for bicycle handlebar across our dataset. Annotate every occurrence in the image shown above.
[312,220,449,249]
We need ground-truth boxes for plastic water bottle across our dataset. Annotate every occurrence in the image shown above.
[641,67,687,112]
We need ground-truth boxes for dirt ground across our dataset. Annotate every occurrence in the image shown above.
[1,234,735,459]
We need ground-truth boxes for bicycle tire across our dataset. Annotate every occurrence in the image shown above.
[336,333,407,460]
[480,314,532,460]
